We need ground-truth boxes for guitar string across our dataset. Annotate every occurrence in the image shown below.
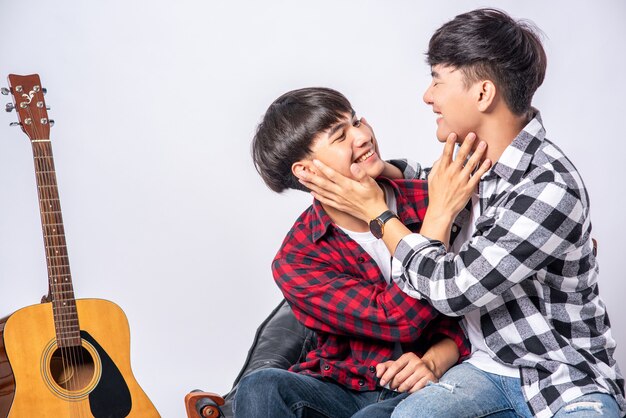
[38,117,87,418]
[28,97,87,417]
[30,120,74,414]
[29,114,77,416]
[38,113,88,418]
[26,105,67,384]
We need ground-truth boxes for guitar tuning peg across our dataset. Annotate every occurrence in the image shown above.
[42,88,47,95]
[9,122,20,127]
[5,103,15,112]
[1,87,9,96]
[49,119,55,127]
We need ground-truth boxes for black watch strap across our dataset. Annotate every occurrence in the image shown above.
[377,210,397,224]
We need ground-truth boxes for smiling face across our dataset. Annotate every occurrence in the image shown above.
[423,64,483,143]
[295,112,385,180]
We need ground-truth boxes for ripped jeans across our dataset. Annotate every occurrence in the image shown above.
[234,368,409,418]
[391,363,621,418]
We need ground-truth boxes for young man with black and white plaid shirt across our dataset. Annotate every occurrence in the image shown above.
[298,8,625,418]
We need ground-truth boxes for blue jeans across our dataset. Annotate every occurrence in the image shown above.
[233,368,409,418]
[391,363,621,418]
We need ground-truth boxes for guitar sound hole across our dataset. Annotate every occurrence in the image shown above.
[49,345,95,391]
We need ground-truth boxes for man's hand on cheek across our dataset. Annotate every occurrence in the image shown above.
[295,159,388,222]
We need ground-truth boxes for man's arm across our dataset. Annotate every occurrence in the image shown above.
[380,162,404,179]
[393,179,584,316]
[383,159,427,180]
[421,337,460,380]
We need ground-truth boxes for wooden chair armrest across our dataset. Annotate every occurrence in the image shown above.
[184,390,225,418]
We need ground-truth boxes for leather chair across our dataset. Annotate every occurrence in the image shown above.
[184,299,317,418]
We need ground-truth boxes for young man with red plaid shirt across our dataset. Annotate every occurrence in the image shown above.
[233,87,469,418]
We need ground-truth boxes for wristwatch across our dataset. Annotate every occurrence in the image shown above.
[369,210,398,239]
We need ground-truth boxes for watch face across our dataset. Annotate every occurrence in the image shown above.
[369,219,384,239]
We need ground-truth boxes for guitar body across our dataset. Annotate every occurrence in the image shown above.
[0,299,159,418]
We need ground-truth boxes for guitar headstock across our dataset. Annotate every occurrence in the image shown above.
[4,74,52,141]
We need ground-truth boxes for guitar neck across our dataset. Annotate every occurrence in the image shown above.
[6,73,81,347]
[31,140,81,347]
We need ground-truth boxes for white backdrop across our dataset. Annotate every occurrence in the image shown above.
[1,1,624,417]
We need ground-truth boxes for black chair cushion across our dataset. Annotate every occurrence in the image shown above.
[220,299,317,417]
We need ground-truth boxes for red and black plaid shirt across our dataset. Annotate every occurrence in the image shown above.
[273,178,470,391]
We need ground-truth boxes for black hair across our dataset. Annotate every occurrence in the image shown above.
[427,8,547,115]
[252,87,353,193]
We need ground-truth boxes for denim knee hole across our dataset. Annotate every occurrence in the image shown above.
[425,381,455,393]
[562,401,603,414]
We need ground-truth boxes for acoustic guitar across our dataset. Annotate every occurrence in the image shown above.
[0,74,160,417]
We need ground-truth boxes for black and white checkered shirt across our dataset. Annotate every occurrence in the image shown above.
[391,111,625,417]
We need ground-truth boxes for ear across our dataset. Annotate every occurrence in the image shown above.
[476,80,497,112]
[292,160,316,178]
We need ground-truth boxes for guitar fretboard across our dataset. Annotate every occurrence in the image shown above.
[32,140,81,347]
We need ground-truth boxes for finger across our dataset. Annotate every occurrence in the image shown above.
[381,353,418,388]
[440,133,458,165]
[462,140,486,175]
[453,132,477,167]
[376,362,390,378]
[296,168,344,197]
[390,365,414,390]
[312,159,351,187]
[379,358,409,386]
[392,360,429,390]
[309,191,348,214]
[380,363,403,387]
[349,163,368,182]
[296,171,343,205]
[295,167,333,189]
[467,159,492,189]
[428,157,443,179]
[396,371,421,393]
[410,374,437,393]
[298,178,337,202]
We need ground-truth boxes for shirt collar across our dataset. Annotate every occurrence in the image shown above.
[310,196,335,243]
[490,109,546,185]
[309,178,422,243]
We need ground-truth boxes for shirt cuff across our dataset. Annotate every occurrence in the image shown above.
[391,233,437,299]
[395,233,433,262]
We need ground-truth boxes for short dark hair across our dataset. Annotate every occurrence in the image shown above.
[252,87,353,193]
[427,8,547,115]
